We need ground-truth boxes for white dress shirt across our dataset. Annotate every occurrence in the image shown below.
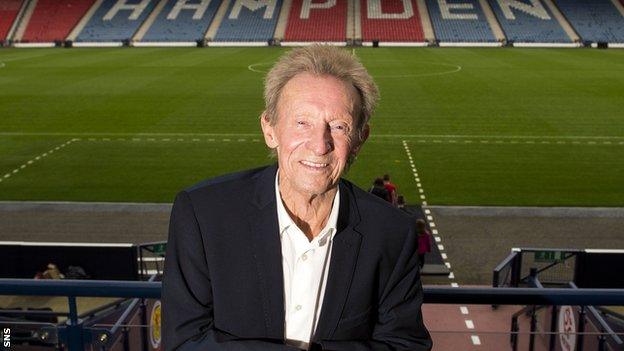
[275,172,340,350]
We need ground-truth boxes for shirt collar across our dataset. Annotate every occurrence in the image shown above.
[275,170,340,245]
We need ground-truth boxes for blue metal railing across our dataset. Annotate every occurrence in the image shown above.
[1,279,624,351]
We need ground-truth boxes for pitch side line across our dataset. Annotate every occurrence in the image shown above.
[402,139,480,346]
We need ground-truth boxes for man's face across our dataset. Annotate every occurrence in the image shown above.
[261,73,368,197]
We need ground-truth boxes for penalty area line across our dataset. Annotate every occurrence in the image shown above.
[0,138,80,184]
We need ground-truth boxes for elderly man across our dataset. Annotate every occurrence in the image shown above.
[162,46,431,351]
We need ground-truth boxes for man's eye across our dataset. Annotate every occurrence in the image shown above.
[332,124,348,132]
[296,120,307,126]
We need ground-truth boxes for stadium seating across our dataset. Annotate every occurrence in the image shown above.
[360,0,425,42]
[22,0,96,42]
[488,0,570,42]
[425,0,496,42]
[283,0,347,42]
[76,0,158,41]
[555,0,624,42]
[214,0,282,42]
[142,0,222,41]
[0,0,24,41]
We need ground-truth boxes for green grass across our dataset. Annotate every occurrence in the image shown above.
[1,47,623,205]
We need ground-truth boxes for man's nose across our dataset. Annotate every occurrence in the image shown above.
[306,125,333,155]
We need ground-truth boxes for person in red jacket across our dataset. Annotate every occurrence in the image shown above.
[383,174,398,206]
[416,219,432,269]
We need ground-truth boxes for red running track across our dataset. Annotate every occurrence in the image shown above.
[22,0,95,42]
[284,0,347,41]
[0,0,24,40]
[361,0,424,41]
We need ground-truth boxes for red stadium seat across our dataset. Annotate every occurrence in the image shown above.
[0,0,24,40]
[361,0,424,42]
[284,0,347,41]
[22,0,95,42]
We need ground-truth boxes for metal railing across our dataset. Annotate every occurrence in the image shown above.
[1,279,624,351]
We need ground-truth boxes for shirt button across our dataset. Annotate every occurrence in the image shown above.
[295,305,302,311]
[301,254,308,261]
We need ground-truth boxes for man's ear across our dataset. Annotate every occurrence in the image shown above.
[260,111,278,149]
[351,123,370,155]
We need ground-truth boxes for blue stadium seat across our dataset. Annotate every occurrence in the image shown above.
[426,0,496,42]
[555,0,624,42]
[488,0,570,42]
[77,0,157,41]
[142,0,222,41]
[213,0,282,42]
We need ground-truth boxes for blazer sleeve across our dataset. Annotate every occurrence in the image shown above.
[316,223,432,351]
[162,191,300,351]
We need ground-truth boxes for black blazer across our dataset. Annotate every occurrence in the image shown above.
[162,164,432,350]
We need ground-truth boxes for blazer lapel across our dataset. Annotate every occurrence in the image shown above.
[313,180,363,340]
[246,164,285,339]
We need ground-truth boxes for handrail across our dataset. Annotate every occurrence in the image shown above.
[1,279,624,306]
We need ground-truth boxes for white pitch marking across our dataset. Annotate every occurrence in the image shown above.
[465,320,474,329]
[424,209,431,214]
[223,138,231,141]
[1,139,77,184]
[419,189,424,193]
[434,236,441,243]
[208,138,215,141]
[432,229,438,234]
[426,215,433,221]
[429,222,436,227]
[162,138,170,142]
[438,244,444,251]
[441,253,447,259]
[460,306,469,314]
[451,282,459,288]
[238,138,246,142]
[445,262,451,268]
[177,138,184,142]
[448,272,455,279]
[471,335,481,345]
[2,131,623,140]
[420,195,426,199]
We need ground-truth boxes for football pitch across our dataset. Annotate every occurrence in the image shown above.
[1,47,623,206]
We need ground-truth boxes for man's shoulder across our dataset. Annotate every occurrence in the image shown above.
[345,180,414,229]
[181,165,272,202]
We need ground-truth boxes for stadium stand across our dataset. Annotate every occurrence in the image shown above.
[141,0,222,42]
[21,0,96,42]
[213,0,282,42]
[555,0,624,43]
[283,0,347,42]
[0,0,24,41]
[488,0,571,42]
[425,0,497,42]
[360,0,425,42]
[76,0,158,41]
